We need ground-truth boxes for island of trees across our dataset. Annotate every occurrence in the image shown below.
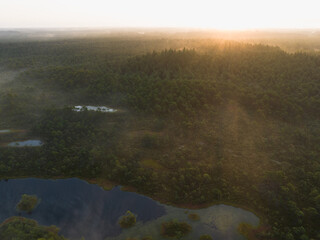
[119,211,137,228]
[16,194,39,214]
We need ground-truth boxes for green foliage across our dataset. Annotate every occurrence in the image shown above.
[16,194,39,213]
[238,223,254,239]
[141,134,160,149]
[161,220,192,239]
[118,211,137,228]
[0,217,67,240]
[199,235,213,240]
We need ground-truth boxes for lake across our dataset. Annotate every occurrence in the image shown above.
[0,178,259,240]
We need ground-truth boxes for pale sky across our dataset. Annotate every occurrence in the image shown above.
[1,0,320,30]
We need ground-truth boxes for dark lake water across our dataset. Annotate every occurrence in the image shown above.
[0,178,259,240]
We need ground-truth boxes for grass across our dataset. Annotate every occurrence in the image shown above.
[140,159,165,170]
[237,222,271,240]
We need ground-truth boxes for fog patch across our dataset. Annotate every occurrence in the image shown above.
[0,130,11,133]
[0,68,24,88]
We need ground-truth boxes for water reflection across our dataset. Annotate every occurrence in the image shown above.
[0,178,165,240]
[0,178,259,240]
[7,140,43,147]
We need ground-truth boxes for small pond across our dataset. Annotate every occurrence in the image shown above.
[7,140,43,147]
[73,106,116,113]
[0,178,259,240]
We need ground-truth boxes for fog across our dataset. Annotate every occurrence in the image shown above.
[0,28,320,240]
[0,28,320,41]
[1,0,320,29]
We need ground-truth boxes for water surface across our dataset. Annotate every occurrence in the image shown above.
[109,203,259,240]
[0,178,259,240]
[7,140,43,147]
[0,178,164,240]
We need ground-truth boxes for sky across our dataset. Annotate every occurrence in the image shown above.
[1,0,320,30]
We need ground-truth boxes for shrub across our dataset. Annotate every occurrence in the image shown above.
[119,211,137,228]
[16,194,39,213]
[161,220,192,239]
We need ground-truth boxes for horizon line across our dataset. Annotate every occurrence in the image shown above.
[1,27,320,32]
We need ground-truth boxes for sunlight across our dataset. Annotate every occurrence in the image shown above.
[1,0,319,29]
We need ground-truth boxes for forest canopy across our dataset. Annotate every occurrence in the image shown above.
[0,35,320,240]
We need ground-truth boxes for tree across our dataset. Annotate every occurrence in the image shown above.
[16,194,40,213]
[119,210,137,228]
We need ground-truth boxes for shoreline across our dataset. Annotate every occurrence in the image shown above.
[1,175,265,239]
[1,175,264,219]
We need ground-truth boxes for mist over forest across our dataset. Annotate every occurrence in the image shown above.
[0,29,320,240]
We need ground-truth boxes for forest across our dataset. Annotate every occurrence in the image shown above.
[0,32,320,240]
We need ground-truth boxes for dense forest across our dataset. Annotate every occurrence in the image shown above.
[0,33,320,240]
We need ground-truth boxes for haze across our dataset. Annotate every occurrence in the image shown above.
[1,0,320,30]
